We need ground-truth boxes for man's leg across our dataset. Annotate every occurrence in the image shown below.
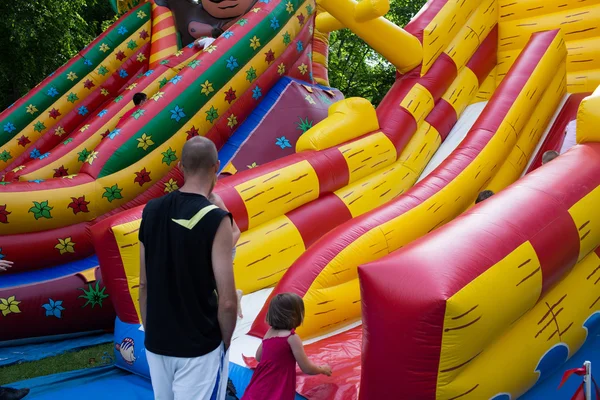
[172,344,222,400]
[146,350,176,400]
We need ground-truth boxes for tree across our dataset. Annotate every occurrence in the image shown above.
[0,0,115,111]
[328,0,427,106]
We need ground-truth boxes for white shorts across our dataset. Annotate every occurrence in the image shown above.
[146,343,229,400]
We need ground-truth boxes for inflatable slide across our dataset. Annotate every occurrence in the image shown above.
[3,0,600,399]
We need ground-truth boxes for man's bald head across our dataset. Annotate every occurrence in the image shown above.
[180,136,218,176]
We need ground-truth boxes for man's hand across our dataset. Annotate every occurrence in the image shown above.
[0,260,14,272]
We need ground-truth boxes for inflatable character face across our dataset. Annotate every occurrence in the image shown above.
[154,0,258,46]
[200,0,256,19]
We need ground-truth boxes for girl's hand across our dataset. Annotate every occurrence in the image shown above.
[320,364,332,376]
[0,260,14,272]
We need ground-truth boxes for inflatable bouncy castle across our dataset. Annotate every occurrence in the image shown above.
[2,0,600,398]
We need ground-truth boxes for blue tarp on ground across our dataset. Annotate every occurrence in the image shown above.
[0,333,113,367]
[7,362,306,399]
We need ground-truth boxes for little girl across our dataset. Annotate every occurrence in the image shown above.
[242,293,332,400]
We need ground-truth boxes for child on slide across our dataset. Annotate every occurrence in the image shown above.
[208,192,243,318]
[241,293,332,400]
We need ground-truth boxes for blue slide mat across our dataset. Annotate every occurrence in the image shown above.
[7,362,306,399]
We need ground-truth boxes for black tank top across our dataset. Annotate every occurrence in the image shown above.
[139,190,231,357]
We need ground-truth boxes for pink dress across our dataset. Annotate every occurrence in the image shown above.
[242,330,297,400]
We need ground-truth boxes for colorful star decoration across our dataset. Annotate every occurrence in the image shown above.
[224,88,237,104]
[115,50,126,61]
[48,108,61,119]
[67,71,78,81]
[186,126,199,140]
[26,104,38,115]
[99,43,110,52]
[265,49,275,64]
[83,79,95,89]
[139,30,149,40]
[227,114,238,128]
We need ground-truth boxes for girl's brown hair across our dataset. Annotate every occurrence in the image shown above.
[266,293,305,330]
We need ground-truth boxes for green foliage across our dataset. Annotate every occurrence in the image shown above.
[0,0,115,111]
[327,0,427,106]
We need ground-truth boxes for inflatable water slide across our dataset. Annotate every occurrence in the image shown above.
[3,0,600,398]
[0,0,338,342]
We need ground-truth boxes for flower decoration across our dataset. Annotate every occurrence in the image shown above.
[55,238,75,255]
[275,136,292,149]
[0,205,11,224]
[68,196,90,214]
[250,36,261,50]
[102,185,123,202]
[227,114,238,128]
[137,133,154,150]
[134,168,152,186]
[161,148,177,165]
[29,200,53,220]
[170,105,186,122]
[0,296,21,317]
[164,178,179,193]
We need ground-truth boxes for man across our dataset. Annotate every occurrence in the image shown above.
[139,136,238,400]
[542,150,559,165]
[475,190,494,204]
[0,259,30,400]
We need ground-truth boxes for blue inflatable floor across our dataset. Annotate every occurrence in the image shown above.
[7,362,306,400]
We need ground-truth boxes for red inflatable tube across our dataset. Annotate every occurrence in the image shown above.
[358,142,600,400]
[3,44,151,179]
[1,168,183,272]
[404,0,450,43]
[206,17,314,150]
[91,205,143,325]
[525,92,588,174]
[0,267,115,342]
[248,29,552,338]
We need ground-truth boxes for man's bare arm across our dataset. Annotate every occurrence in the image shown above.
[209,193,241,244]
[212,218,237,350]
[139,242,148,330]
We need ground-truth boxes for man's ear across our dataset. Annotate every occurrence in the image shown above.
[215,160,221,173]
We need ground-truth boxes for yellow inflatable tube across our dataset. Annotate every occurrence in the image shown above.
[317,0,422,73]
[576,84,600,144]
[481,64,566,198]
[295,97,378,152]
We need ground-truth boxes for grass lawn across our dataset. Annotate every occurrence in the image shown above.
[0,343,114,386]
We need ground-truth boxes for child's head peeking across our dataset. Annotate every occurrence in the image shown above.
[266,293,305,330]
